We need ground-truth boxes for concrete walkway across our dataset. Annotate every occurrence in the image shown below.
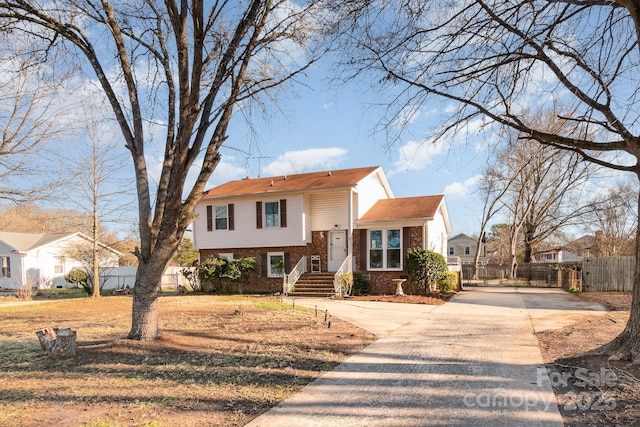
[247,287,606,427]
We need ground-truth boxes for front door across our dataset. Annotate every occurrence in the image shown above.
[328,230,347,272]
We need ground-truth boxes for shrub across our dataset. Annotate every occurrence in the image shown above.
[351,273,369,296]
[181,268,200,291]
[339,272,354,296]
[13,281,36,300]
[65,269,90,295]
[438,271,458,294]
[405,248,448,294]
[196,256,257,293]
[226,257,257,294]
[197,257,227,291]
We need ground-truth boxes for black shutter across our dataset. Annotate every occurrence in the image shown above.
[280,199,287,227]
[284,253,290,273]
[261,253,268,276]
[256,202,263,229]
[403,227,411,262]
[206,205,213,231]
[228,204,235,230]
[359,229,368,271]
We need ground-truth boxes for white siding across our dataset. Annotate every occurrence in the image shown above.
[427,209,449,258]
[194,194,307,249]
[22,236,118,289]
[355,171,391,219]
[303,194,312,241]
[0,254,23,289]
[309,189,350,231]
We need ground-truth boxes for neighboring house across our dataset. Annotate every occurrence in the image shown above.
[192,166,452,294]
[447,233,487,265]
[0,231,121,289]
[534,248,584,264]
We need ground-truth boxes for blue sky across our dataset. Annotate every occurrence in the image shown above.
[207,61,489,236]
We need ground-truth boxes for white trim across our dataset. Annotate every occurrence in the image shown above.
[267,252,285,277]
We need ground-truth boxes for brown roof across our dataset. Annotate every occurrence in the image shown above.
[204,166,381,198]
[359,195,445,221]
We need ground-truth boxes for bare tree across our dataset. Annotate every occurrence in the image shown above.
[0,203,92,233]
[0,0,327,339]
[0,36,69,202]
[585,182,638,257]
[64,238,120,295]
[335,1,640,361]
[499,138,595,271]
[473,154,526,278]
[66,104,134,298]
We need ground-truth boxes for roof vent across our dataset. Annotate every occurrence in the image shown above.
[283,175,287,180]
[328,171,332,176]
[270,180,274,186]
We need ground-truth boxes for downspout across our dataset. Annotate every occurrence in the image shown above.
[348,188,353,272]
[422,221,428,249]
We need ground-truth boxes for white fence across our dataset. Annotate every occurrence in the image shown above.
[101,266,193,291]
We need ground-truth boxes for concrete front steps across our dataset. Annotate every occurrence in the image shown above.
[287,273,336,298]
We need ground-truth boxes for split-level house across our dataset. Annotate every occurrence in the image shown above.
[192,166,452,295]
[0,231,121,289]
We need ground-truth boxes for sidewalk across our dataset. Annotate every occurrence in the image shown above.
[247,287,605,426]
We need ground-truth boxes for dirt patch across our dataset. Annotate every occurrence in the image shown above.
[0,295,375,426]
[536,292,640,426]
[343,293,451,305]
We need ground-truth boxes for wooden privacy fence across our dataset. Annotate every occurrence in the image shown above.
[583,256,635,292]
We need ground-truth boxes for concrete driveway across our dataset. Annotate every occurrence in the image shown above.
[247,287,606,427]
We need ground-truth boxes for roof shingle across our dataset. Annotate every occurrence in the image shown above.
[204,166,381,198]
[359,195,445,221]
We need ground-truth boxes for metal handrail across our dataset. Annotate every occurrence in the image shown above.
[333,255,352,296]
[283,255,307,295]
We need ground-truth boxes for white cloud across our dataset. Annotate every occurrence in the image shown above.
[444,175,482,199]
[262,147,347,176]
[209,160,247,184]
[389,138,448,176]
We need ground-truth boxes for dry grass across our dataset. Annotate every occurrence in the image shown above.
[536,292,640,427]
[0,295,375,427]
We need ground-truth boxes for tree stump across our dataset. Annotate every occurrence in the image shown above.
[35,327,77,360]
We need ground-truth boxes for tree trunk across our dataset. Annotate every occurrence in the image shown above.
[127,261,164,340]
[472,230,485,280]
[596,190,640,363]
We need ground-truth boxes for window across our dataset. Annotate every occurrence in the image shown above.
[464,246,471,255]
[268,252,285,277]
[449,246,454,255]
[257,200,285,229]
[265,201,279,227]
[1,256,10,278]
[215,206,228,230]
[368,229,402,270]
[218,253,234,262]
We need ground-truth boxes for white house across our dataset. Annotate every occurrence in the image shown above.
[0,231,121,289]
[192,166,452,294]
[535,248,584,264]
